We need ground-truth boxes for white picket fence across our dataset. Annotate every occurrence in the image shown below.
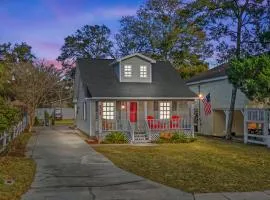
[0,117,28,153]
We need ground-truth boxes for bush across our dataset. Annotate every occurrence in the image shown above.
[103,131,128,144]
[156,132,196,144]
[0,97,20,132]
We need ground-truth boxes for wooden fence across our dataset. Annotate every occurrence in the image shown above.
[0,117,28,153]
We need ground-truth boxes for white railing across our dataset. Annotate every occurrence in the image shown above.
[146,119,192,131]
[0,117,28,153]
[244,109,270,147]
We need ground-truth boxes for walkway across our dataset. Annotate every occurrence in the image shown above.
[22,126,270,200]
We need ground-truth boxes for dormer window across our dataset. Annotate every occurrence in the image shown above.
[124,65,132,77]
[140,65,147,78]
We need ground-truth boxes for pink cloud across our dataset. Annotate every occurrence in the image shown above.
[43,59,63,69]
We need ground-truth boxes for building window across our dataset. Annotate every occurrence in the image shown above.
[140,66,147,78]
[159,102,171,119]
[102,102,115,119]
[83,102,87,120]
[124,65,132,77]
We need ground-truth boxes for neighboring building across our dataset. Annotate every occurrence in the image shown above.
[186,64,249,136]
[73,53,197,143]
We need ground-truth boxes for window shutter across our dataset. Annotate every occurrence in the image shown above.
[172,101,177,112]
[154,101,158,111]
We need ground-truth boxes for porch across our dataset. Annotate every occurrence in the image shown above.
[244,109,270,147]
[94,100,195,143]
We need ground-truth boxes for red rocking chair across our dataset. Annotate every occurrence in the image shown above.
[170,115,181,129]
[147,116,160,129]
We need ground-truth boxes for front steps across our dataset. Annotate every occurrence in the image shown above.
[133,132,151,143]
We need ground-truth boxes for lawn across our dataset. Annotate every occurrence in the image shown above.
[54,119,74,126]
[0,132,36,200]
[93,137,270,193]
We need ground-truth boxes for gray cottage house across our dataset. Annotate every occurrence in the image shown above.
[73,53,197,143]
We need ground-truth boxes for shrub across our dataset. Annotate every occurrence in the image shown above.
[0,97,20,132]
[156,132,197,144]
[103,131,128,144]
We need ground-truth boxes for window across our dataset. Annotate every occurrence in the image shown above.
[159,102,171,119]
[83,102,87,120]
[124,65,132,77]
[140,66,147,78]
[102,102,115,119]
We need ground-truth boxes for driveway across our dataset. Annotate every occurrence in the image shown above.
[22,126,193,200]
[22,126,270,200]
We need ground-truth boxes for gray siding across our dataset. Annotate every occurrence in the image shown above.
[188,78,249,135]
[75,72,91,135]
[120,56,152,83]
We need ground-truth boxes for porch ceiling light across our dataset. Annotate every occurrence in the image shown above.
[121,104,126,109]
[198,94,203,99]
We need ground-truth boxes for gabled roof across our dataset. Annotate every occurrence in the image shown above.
[110,53,156,65]
[186,63,229,84]
[77,59,197,99]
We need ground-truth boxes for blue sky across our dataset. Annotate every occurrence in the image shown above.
[0,0,142,64]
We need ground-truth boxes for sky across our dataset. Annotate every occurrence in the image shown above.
[0,0,142,66]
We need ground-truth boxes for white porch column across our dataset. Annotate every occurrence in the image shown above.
[243,109,248,144]
[144,101,148,119]
[191,103,195,137]
[98,101,102,135]
[224,109,230,135]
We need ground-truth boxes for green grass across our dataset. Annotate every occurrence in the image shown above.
[54,119,74,125]
[0,132,36,200]
[93,137,270,193]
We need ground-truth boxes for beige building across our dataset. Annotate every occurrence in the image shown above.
[187,64,250,136]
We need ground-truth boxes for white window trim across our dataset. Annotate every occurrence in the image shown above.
[102,102,115,120]
[159,101,171,119]
[124,65,132,78]
[140,65,147,78]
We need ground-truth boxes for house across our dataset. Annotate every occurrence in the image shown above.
[73,53,197,143]
[186,64,250,137]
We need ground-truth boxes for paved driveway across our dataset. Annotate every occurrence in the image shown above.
[22,126,270,200]
[22,126,193,200]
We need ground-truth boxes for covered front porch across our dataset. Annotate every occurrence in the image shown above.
[95,100,195,143]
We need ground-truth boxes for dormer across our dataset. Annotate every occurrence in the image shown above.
[111,53,156,83]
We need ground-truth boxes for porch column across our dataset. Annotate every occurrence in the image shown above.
[98,101,102,135]
[224,110,229,135]
[243,109,248,144]
[144,101,148,119]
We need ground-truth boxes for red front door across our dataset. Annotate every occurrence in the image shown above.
[130,102,137,122]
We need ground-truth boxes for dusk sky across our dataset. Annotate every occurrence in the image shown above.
[0,0,142,64]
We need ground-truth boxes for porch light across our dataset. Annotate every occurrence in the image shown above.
[198,94,203,99]
[121,104,126,109]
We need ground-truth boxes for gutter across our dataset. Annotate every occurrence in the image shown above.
[84,97,199,100]
[186,76,228,86]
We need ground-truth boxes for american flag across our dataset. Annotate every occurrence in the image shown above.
[202,93,212,115]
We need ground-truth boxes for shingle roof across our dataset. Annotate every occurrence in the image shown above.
[186,63,228,83]
[77,59,197,98]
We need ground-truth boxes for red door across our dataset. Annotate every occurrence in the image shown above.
[130,102,137,122]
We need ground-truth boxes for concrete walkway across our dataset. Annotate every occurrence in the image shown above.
[22,126,270,200]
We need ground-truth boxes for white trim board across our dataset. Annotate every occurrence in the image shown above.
[186,76,228,86]
[86,97,198,100]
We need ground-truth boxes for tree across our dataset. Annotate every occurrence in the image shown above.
[189,0,268,139]
[58,24,114,72]
[11,62,61,131]
[227,54,270,104]
[0,42,35,63]
[115,0,211,79]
